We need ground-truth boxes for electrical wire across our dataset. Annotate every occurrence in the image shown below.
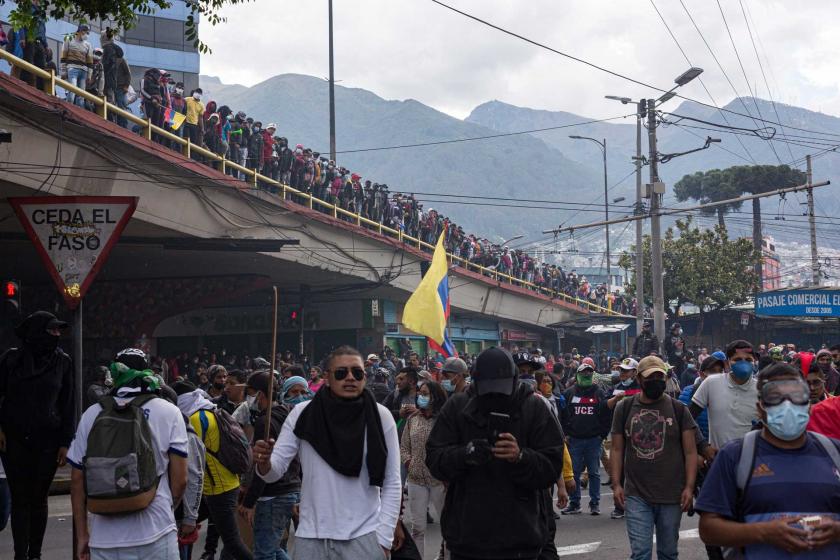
[429,0,840,142]
[647,0,758,164]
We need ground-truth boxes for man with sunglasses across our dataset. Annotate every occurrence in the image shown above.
[253,346,401,560]
[696,363,840,558]
[690,340,759,454]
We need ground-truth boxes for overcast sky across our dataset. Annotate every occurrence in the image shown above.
[200,0,840,121]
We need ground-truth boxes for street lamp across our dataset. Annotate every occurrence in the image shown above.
[569,135,610,289]
[500,234,524,247]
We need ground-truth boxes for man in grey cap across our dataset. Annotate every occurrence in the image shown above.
[440,357,469,394]
[426,347,564,560]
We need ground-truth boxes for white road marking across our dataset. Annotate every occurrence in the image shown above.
[653,527,700,543]
[556,541,601,556]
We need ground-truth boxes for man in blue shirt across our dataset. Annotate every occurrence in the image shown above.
[696,363,840,558]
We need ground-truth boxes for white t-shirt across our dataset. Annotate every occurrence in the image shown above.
[259,400,402,549]
[67,396,188,549]
[691,372,758,448]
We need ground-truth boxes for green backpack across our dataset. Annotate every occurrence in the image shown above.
[84,394,160,515]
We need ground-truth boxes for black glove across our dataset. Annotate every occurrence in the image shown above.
[465,438,493,467]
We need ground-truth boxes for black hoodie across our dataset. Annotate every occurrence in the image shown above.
[425,383,564,559]
[0,312,74,447]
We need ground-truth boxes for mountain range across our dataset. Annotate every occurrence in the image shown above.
[200,74,840,255]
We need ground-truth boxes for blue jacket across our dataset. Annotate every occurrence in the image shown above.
[678,382,708,440]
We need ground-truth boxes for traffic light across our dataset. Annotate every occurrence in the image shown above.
[289,309,299,328]
[3,280,21,316]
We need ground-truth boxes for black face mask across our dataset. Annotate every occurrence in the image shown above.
[27,334,60,357]
[642,379,666,400]
[477,392,512,414]
[213,382,225,390]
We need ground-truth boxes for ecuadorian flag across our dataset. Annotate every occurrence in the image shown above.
[402,232,457,358]
[163,107,186,131]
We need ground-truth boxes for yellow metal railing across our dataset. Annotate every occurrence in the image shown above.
[0,47,619,316]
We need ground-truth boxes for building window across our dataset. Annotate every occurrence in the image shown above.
[154,17,184,51]
[123,15,155,47]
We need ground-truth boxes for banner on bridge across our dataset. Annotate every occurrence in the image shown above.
[755,289,840,318]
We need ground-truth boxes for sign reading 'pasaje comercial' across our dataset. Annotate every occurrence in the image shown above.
[9,196,137,309]
[755,289,840,318]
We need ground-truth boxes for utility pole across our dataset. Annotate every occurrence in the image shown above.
[634,101,645,335]
[602,138,610,288]
[328,0,337,162]
[807,155,819,286]
[647,99,666,349]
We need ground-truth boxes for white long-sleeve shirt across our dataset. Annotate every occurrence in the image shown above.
[259,400,402,548]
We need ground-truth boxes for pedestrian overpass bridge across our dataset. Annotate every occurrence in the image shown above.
[0,51,623,352]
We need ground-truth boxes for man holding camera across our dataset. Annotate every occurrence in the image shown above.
[426,347,564,560]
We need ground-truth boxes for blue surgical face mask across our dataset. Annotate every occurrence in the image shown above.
[730,360,754,381]
[764,400,810,441]
[620,377,634,387]
[441,379,454,393]
[416,395,431,409]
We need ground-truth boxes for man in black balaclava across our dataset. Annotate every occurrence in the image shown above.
[426,347,564,560]
[0,311,74,560]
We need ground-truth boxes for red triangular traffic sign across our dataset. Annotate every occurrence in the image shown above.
[8,196,138,309]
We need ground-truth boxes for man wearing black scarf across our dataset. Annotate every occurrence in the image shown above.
[426,347,565,560]
[254,345,401,560]
[0,311,74,560]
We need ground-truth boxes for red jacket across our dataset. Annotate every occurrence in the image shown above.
[260,131,274,164]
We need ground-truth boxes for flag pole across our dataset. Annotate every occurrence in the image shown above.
[266,286,279,439]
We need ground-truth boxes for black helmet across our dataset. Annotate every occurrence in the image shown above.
[116,348,148,371]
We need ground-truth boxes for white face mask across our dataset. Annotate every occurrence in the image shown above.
[193,93,201,100]
[246,393,259,410]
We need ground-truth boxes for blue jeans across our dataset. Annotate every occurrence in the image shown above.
[115,88,130,128]
[253,492,299,560]
[568,436,602,508]
[66,67,87,107]
[625,496,682,560]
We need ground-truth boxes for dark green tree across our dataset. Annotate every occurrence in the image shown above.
[618,218,760,321]
[2,0,251,53]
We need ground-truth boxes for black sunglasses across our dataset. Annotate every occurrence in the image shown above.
[332,367,365,381]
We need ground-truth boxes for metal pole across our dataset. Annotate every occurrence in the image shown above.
[71,299,83,560]
[73,301,83,423]
[328,0,337,162]
[635,101,645,336]
[807,155,819,286]
[648,99,665,349]
[603,138,610,288]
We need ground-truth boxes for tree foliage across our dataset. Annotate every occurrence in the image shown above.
[2,0,252,53]
[673,165,806,229]
[618,218,760,317]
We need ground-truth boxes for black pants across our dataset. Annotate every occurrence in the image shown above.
[0,434,59,560]
[198,488,252,560]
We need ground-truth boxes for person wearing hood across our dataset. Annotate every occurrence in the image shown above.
[174,380,253,560]
[0,311,74,560]
[425,347,564,560]
[281,375,312,407]
[815,349,839,395]
[253,346,401,560]
[632,321,660,358]
[239,371,301,560]
[67,348,188,560]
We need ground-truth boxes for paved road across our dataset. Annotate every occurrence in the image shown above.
[1,490,707,559]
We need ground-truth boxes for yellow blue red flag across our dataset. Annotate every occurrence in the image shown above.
[402,232,457,358]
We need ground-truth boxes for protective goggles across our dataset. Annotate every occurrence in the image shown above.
[760,379,810,407]
[332,366,365,381]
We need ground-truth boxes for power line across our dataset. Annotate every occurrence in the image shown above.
[738,0,797,166]
[428,0,840,142]
[714,0,783,164]
[647,0,758,164]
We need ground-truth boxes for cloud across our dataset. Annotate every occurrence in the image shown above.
[200,0,840,120]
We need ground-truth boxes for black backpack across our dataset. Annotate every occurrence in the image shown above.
[205,407,251,475]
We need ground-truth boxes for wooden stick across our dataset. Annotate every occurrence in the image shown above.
[265,286,279,439]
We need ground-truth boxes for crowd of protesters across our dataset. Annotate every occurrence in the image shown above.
[4,310,840,559]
